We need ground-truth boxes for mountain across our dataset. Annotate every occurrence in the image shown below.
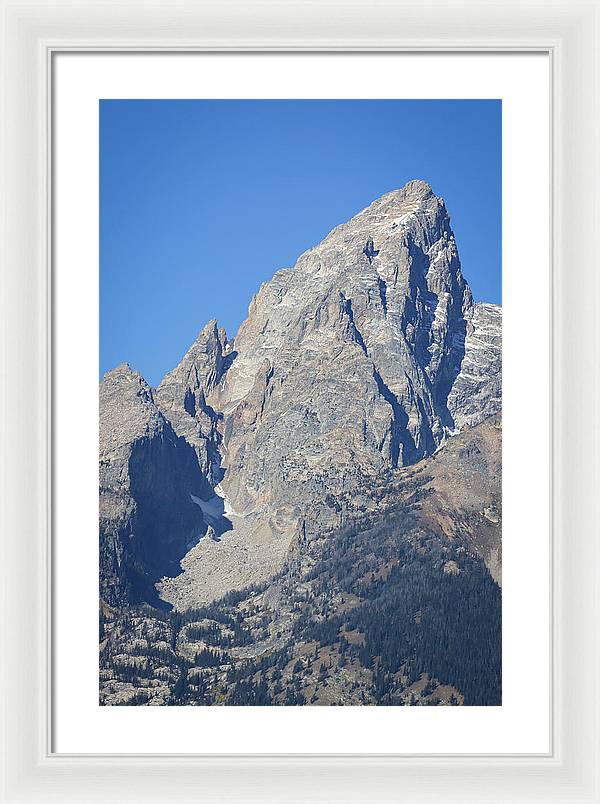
[99,180,502,706]
[155,179,501,608]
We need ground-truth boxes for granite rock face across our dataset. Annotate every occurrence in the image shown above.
[99,363,211,607]
[214,179,476,522]
[154,320,232,486]
[447,302,502,430]
[99,180,502,610]
[418,414,502,584]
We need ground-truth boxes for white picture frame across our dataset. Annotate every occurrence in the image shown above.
[1,1,599,801]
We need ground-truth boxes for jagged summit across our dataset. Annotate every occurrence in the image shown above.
[99,362,162,454]
[153,319,230,486]
[340,179,437,223]
[157,320,228,403]
[292,179,450,280]
[101,361,137,382]
[352,178,438,220]
[213,180,474,478]
[402,177,434,194]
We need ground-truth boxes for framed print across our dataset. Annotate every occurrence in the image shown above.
[1,1,599,802]
[53,52,549,755]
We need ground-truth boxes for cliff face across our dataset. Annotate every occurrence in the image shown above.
[447,302,502,431]
[100,180,502,610]
[99,364,211,607]
[154,320,231,486]
[213,180,475,514]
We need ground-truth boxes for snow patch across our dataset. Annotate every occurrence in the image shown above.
[190,492,226,524]
[213,483,239,520]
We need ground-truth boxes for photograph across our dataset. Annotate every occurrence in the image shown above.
[98,99,502,707]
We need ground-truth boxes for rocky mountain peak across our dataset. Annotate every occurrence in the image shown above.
[100,180,501,610]
[157,319,228,407]
[214,181,476,496]
[153,320,231,485]
[401,177,435,196]
[292,179,451,282]
[101,360,147,389]
[99,362,163,456]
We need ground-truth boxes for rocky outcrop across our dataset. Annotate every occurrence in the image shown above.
[154,320,231,485]
[99,363,211,607]
[447,302,502,430]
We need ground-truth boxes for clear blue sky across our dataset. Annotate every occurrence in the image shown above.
[100,99,501,386]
